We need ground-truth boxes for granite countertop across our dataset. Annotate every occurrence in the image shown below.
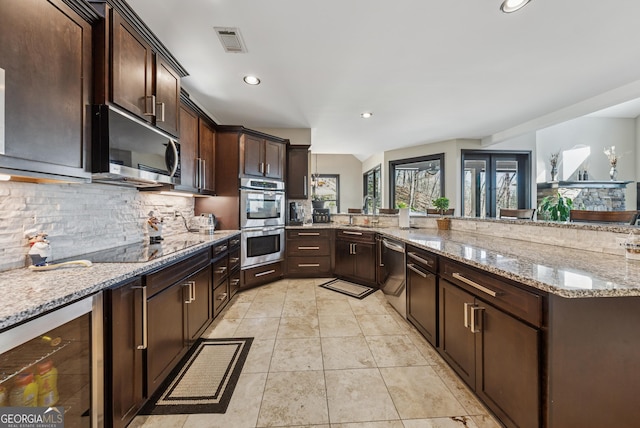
[288,224,640,299]
[0,231,240,332]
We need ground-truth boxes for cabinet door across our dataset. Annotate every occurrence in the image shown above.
[186,267,212,342]
[264,140,284,179]
[439,279,476,387]
[107,280,145,428]
[407,263,438,347]
[243,135,264,177]
[155,56,180,136]
[0,0,91,178]
[287,146,309,199]
[146,282,187,395]
[178,103,198,189]
[354,242,376,284]
[111,10,153,122]
[334,240,353,277]
[199,119,216,193]
[476,303,539,428]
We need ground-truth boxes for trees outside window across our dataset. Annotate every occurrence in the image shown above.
[390,154,444,212]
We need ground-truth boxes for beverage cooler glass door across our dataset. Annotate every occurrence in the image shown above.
[0,293,103,427]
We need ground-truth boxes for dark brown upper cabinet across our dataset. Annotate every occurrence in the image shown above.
[0,0,97,180]
[241,134,286,180]
[286,145,310,199]
[91,1,185,138]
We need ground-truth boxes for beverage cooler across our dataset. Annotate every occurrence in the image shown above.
[0,294,103,427]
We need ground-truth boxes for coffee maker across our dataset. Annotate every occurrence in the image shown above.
[289,202,304,225]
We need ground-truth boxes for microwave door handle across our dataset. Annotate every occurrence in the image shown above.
[166,140,179,177]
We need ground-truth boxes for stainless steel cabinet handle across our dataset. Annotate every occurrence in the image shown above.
[298,232,320,236]
[255,269,276,277]
[452,273,498,297]
[230,279,240,286]
[184,282,192,304]
[378,239,384,267]
[408,252,433,267]
[343,231,363,236]
[202,159,207,189]
[266,163,270,175]
[303,175,307,195]
[470,306,484,333]
[195,158,201,188]
[259,162,265,173]
[298,263,320,267]
[190,281,196,302]
[143,95,156,116]
[230,257,240,263]
[133,285,148,350]
[298,246,320,250]
[156,101,166,122]
[218,292,228,301]
[216,266,228,274]
[463,302,472,329]
[407,263,427,278]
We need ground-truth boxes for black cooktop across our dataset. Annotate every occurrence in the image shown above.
[68,239,205,263]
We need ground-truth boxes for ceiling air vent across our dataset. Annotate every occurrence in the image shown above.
[214,27,247,53]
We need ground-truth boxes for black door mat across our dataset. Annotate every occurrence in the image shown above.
[139,337,253,415]
[319,279,376,299]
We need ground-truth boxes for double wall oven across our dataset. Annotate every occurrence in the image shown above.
[240,178,286,269]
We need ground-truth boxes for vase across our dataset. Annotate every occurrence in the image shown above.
[609,166,618,181]
[550,165,558,182]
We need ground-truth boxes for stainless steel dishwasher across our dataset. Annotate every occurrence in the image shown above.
[379,237,406,318]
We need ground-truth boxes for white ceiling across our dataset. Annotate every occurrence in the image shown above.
[127,0,640,158]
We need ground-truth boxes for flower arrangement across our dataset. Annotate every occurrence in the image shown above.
[603,146,618,167]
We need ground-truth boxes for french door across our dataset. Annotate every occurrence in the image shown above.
[462,151,531,218]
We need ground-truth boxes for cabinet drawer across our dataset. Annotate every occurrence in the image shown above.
[287,256,331,275]
[212,257,229,288]
[336,229,376,243]
[229,235,241,249]
[213,281,229,317]
[242,261,284,288]
[287,229,331,240]
[440,259,542,327]
[286,238,331,256]
[228,248,240,272]
[212,240,229,258]
[406,245,438,274]
[145,250,209,298]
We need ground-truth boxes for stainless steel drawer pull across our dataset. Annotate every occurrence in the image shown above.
[218,292,228,301]
[133,285,148,350]
[407,263,427,278]
[470,306,484,333]
[230,279,240,285]
[255,269,276,277]
[298,232,320,236]
[463,302,472,328]
[452,273,498,297]
[298,263,320,267]
[298,246,320,250]
[230,257,240,263]
[216,266,228,274]
[408,252,433,267]
[343,231,363,236]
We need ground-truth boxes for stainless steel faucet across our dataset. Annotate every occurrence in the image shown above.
[362,195,376,215]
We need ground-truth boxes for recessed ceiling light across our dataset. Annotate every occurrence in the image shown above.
[243,75,261,85]
[361,112,373,119]
[500,0,531,13]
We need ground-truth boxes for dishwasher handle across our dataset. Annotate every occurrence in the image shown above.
[382,239,405,253]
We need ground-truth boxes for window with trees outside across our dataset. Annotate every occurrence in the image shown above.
[363,165,381,213]
[312,174,340,214]
[390,154,444,212]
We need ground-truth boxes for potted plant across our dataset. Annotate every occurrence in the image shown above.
[311,194,325,209]
[432,197,451,230]
[539,192,573,222]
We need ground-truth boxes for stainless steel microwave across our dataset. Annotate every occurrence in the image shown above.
[91,104,181,188]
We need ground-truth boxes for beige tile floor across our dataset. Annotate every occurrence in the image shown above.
[131,278,502,428]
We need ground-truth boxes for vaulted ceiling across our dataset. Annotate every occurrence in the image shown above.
[128,0,640,157]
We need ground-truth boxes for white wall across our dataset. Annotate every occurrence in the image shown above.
[311,153,362,212]
[536,117,637,209]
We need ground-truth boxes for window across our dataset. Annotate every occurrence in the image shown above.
[312,174,340,213]
[363,165,381,213]
[462,150,531,218]
[390,154,444,212]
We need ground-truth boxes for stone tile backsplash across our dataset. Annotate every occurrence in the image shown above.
[0,182,195,271]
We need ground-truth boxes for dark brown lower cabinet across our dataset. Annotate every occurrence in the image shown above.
[439,278,540,428]
[186,267,212,342]
[334,230,377,285]
[242,261,284,288]
[406,246,438,347]
[105,277,145,428]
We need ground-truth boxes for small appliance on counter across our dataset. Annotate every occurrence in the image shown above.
[289,202,304,225]
[313,208,331,223]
